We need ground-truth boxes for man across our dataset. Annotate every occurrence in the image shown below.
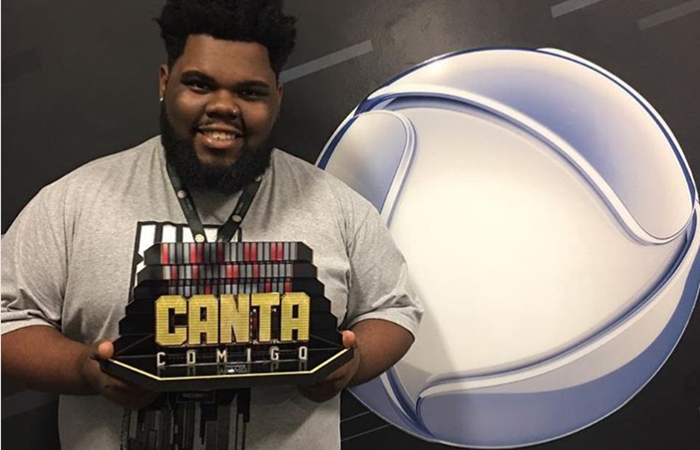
[1,1,422,449]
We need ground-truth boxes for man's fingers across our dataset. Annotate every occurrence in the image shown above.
[324,364,352,383]
[298,385,334,403]
[298,373,349,402]
[81,340,159,409]
[104,375,133,392]
[99,376,159,409]
[342,330,357,349]
[89,339,114,361]
[299,331,361,403]
[97,340,114,360]
[118,379,155,396]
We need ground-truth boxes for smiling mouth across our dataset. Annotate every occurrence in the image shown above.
[196,128,244,151]
[200,130,240,141]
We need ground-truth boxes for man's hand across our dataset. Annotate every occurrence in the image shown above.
[297,319,414,403]
[79,339,158,410]
[298,330,361,403]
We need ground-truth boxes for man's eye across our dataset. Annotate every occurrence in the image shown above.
[241,89,267,99]
[186,80,211,92]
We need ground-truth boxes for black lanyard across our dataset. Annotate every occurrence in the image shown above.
[166,161,262,243]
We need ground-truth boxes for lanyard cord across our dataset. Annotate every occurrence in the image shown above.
[166,161,262,243]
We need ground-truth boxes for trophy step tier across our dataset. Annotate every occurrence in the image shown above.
[101,346,353,391]
[144,242,312,266]
[130,278,325,304]
[137,262,317,283]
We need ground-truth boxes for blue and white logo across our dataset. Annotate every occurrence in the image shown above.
[318,48,700,447]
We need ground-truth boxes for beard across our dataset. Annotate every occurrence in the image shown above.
[159,103,275,195]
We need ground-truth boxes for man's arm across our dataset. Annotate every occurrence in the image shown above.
[348,318,414,386]
[2,326,157,409]
[296,183,424,402]
[2,326,93,395]
[298,318,414,402]
[2,182,157,410]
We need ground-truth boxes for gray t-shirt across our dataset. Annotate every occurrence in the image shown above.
[2,136,422,450]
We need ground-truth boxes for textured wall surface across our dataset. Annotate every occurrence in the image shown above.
[3,1,699,449]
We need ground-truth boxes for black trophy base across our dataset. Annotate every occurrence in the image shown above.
[122,389,251,450]
[101,347,353,392]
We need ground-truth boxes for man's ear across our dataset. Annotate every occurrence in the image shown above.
[276,82,284,116]
[277,82,284,102]
[159,64,170,100]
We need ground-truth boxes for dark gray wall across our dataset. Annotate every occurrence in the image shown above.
[3,1,699,449]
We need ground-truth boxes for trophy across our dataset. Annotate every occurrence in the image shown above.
[102,241,353,450]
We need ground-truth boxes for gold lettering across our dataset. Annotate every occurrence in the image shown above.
[280,293,310,342]
[155,296,187,346]
[155,292,311,347]
[187,295,218,345]
[219,294,250,344]
[251,293,279,343]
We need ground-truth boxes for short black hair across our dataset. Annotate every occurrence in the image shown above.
[156,0,297,77]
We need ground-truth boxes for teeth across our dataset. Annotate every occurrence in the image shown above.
[203,130,236,141]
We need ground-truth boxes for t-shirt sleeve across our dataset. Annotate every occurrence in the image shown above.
[342,202,423,337]
[2,186,69,335]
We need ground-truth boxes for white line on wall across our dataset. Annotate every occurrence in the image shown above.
[551,0,606,18]
[280,40,374,84]
[638,0,700,30]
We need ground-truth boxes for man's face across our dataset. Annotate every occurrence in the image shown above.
[159,35,283,190]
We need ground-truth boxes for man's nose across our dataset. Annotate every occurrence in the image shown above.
[205,90,241,119]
